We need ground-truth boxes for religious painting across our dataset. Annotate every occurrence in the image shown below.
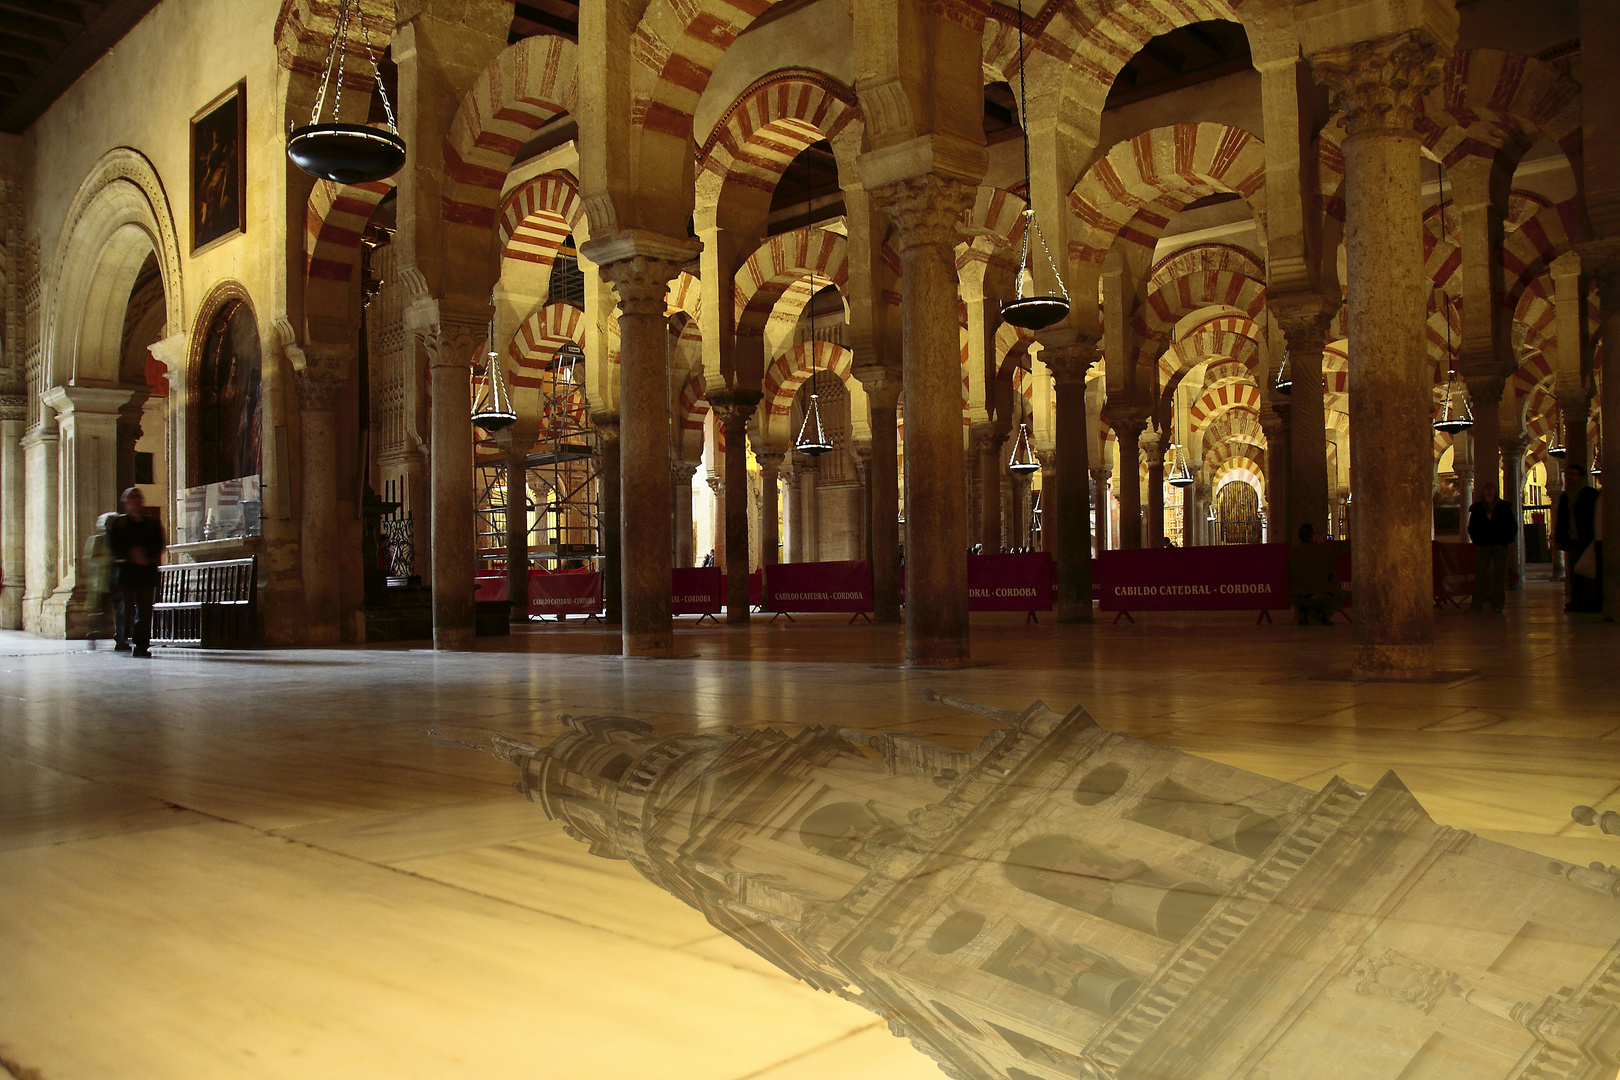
[190,83,246,253]
[196,298,263,486]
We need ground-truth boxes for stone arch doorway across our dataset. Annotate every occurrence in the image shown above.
[1214,480,1262,545]
[32,149,184,638]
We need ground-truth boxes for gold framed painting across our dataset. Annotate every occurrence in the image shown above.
[190,82,247,254]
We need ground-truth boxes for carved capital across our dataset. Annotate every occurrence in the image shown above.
[0,392,24,423]
[754,451,785,477]
[853,364,903,410]
[1040,341,1100,385]
[592,410,621,443]
[419,314,487,371]
[708,389,762,437]
[1464,373,1506,409]
[1309,32,1445,138]
[294,346,352,411]
[670,459,700,484]
[871,174,974,252]
[600,255,684,318]
[1578,236,1620,300]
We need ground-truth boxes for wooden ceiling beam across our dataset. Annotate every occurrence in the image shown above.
[0,0,160,134]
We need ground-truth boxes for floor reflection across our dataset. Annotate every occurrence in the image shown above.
[453,693,1620,1080]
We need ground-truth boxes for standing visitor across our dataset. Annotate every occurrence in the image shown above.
[107,487,165,657]
[1467,481,1515,614]
[1556,464,1601,613]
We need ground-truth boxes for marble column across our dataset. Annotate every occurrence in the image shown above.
[1545,454,1565,583]
[599,253,688,656]
[858,371,902,623]
[1010,473,1029,550]
[1115,420,1145,549]
[0,383,24,629]
[1466,375,1505,496]
[976,426,1002,553]
[1044,344,1096,621]
[1587,256,1620,617]
[1501,435,1526,591]
[1182,468,1200,546]
[781,466,800,563]
[757,450,783,566]
[42,385,133,638]
[1557,389,1591,478]
[707,475,725,566]
[711,396,759,624]
[1308,27,1448,678]
[873,176,974,665]
[294,346,352,646]
[21,425,58,632]
[1143,429,1164,549]
[1261,405,1290,541]
[1280,315,1332,537]
[1038,454,1056,555]
[1091,468,1111,554]
[671,459,698,568]
[501,441,529,623]
[596,414,622,623]
[421,313,482,652]
[799,463,819,563]
[1454,430,1473,544]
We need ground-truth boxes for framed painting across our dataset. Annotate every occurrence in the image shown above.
[190,82,246,253]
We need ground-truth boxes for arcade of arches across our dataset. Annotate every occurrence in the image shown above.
[3,0,1620,1076]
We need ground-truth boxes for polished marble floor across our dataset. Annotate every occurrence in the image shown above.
[2,579,1619,1079]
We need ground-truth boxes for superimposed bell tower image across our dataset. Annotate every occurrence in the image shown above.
[451,696,1620,1080]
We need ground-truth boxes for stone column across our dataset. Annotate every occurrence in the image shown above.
[711,395,759,624]
[757,450,783,566]
[1143,428,1164,548]
[500,439,530,623]
[1544,453,1564,582]
[1279,315,1332,537]
[147,332,189,534]
[294,346,352,646]
[21,425,58,632]
[0,383,24,629]
[671,459,698,568]
[857,370,902,623]
[872,176,975,664]
[1466,374,1505,496]
[707,475,725,566]
[1557,389,1591,478]
[800,463,819,562]
[1091,468,1112,554]
[42,385,133,638]
[782,465,800,563]
[1307,25,1449,678]
[1010,473,1029,549]
[596,413,622,623]
[420,313,482,651]
[1453,430,1473,544]
[1261,405,1290,540]
[976,427,1002,553]
[1585,255,1620,617]
[1043,344,1097,621]
[1182,467,1201,546]
[597,252,686,655]
[1038,453,1056,555]
[1115,419,1145,549]
[1501,435,1526,591]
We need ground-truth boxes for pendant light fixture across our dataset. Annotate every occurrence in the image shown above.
[794,159,833,457]
[1432,160,1474,435]
[1592,431,1603,479]
[1008,422,1039,475]
[288,0,407,185]
[1274,346,1293,395]
[1548,409,1568,458]
[1000,0,1071,331]
[471,319,517,433]
[1167,388,1194,488]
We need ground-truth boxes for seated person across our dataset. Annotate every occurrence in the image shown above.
[1288,523,1350,625]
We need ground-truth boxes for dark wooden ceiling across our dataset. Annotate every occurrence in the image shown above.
[0,0,163,134]
[511,1,579,43]
[1106,19,1253,109]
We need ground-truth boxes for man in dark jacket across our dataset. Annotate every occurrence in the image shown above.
[1468,481,1516,614]
[106,487,165,657]
[1556,464,1601,612]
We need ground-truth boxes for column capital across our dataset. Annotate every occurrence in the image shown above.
[418,307,490,371]
[592,411,621,440]
[671,459,700,484]
[1040,340,1101,384]
[147,331,189,378]
[1464,372,1506,407]
[1307,31,1447,138]
[42,384,134,417]
[1108,412,1148,440]
[1273,299,1335,352]
[853,364,902,409]
[755,450,785,476]
[0,369,23,423]
[588,235,695,318]
[708,389,761,434]
[1576,237,1620,297]
[294,344,353,411]
[706,474,723,495]
[870,174,975,252]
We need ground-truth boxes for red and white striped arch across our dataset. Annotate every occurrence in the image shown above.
[676,369,708,436]
[762,339,854,419]
[1189,382,1262,434]
[506,303,586,390]
[303,177,394,332]
[443,35,577,235]
[734,227,850,335]
[497,171,583,272]
[698,70,859,195]
[1160,314,1265,387]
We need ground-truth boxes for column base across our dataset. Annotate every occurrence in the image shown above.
[434,627,476,651]
[0,584,21,630]
[623,630,673,658]
[1352,643,1434,681]
[40,585,111,640]
[725,609,750,626]
[905,635,971,668]
[1056,601,1094,624]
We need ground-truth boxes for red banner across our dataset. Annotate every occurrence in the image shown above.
[673,567,723,615]
[474,575,508,602]
[1432,542,1477,601]
[1096,544,1290,611]
[527,570,603,616]
[765,560,873,612]
[968,552,1054,611]
[719,570,765,610]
